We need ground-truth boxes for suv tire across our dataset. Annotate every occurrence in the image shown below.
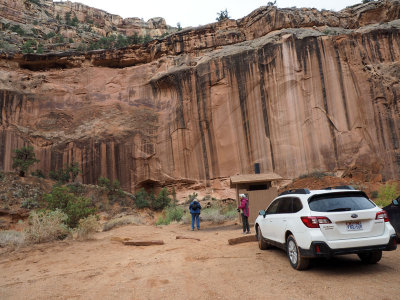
[286,235,310,270]
[257,226,270,250]
[358,250,382,264]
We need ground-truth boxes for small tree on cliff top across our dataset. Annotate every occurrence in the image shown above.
[12,145,40,177]
[216,9,230,22]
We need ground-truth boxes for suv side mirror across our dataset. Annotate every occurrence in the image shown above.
[393,199,399,206]
[259,210,266,217]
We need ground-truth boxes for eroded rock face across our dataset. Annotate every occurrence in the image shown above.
[1,1,400,192]
[0,0,173,53]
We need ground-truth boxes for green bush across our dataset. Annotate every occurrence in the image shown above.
[188,192,198,203]
[44,186,95,228]
[49,163,81,183]
[66,182,86,195]
[98,177,124,202]
[11,24,25,35]
[216,9,230,22]
[44,32,56,40]
[24,209,69,244]
[156,205,185,225]
[375,183,399,207]
[12,145,39,176]
[135,188,149,208]
[152,187,171,210]
[21,198,39,209]
[21,40,36,54]
[31,169,45,178]
[37,44,43,54]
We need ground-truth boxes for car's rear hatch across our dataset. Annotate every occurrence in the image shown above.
[308,191,385,241]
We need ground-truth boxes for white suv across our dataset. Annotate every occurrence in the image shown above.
[254,187,398,270]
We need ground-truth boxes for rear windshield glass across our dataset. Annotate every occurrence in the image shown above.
[308,192,375,212]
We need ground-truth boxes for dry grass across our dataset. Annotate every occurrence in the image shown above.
[24,210,69,244]
[103,215,143,231]
[182,206,237,225]
[0,230,25,249]
[75,215,100,240]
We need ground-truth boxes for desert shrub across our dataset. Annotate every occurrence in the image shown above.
[0,230,25,248]
[222,203,238,220]
[36,44,43,54]
[188,192,198,203]
[49,163,81,183]
[135,188,149,208]
[12,145,39,177]
[152,188,171,210]
[64,196,96,228]
[375,183,399,207]
[49,169,70,183]
[66,182,86,195]
[21,198,39,209]
[75,215,99,240]
[44,32,55,39]
[44,186,95,228]
[24,209,69,244]
[98,177,125,202]
[0,40,15,52]
[21,40,37,54]
[44,186,74,210]
[98,177,111,188]
[200,207,225,224]
[216,9,230,21]
[103,215,143,231]
[11,24,25,35]
[156,205,184,225]
[31,169,45,178]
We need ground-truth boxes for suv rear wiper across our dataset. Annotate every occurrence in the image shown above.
[327,207,351,212]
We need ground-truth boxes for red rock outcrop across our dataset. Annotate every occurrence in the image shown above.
[1,1,399,192]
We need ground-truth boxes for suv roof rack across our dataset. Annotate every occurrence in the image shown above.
[279,188,310,196]
[323,185,355,190]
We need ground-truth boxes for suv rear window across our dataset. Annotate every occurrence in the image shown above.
[308,192,375,212]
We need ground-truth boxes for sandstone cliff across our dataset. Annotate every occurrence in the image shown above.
[0,1,399,192]
[0,0,174,53]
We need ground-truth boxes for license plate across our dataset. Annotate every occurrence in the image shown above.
[346,221,363,231]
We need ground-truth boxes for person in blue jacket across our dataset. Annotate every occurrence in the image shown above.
[189,199,202,230]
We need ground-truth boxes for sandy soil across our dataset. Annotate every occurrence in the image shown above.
[0,221,399,300]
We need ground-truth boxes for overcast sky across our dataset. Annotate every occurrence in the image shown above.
[70,0,363,27]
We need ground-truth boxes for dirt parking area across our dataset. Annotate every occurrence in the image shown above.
[0,222,399,300]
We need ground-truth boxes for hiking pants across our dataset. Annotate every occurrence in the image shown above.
[241,213,250,233]
[191,213,200,229]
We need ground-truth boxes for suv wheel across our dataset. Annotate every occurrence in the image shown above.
[286,235,310,270]
[257,226,270,250]
[358,250,382,264]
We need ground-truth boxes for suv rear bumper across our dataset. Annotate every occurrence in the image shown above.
[299,234,397,258]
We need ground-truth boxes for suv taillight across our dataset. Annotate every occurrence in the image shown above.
[301,216,332,228]
[376,210,389,222]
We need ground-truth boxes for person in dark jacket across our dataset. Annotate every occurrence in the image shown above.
[189,199,202,230]
[238,194,250,234]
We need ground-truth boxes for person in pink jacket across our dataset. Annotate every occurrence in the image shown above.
[238,194,250,234]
